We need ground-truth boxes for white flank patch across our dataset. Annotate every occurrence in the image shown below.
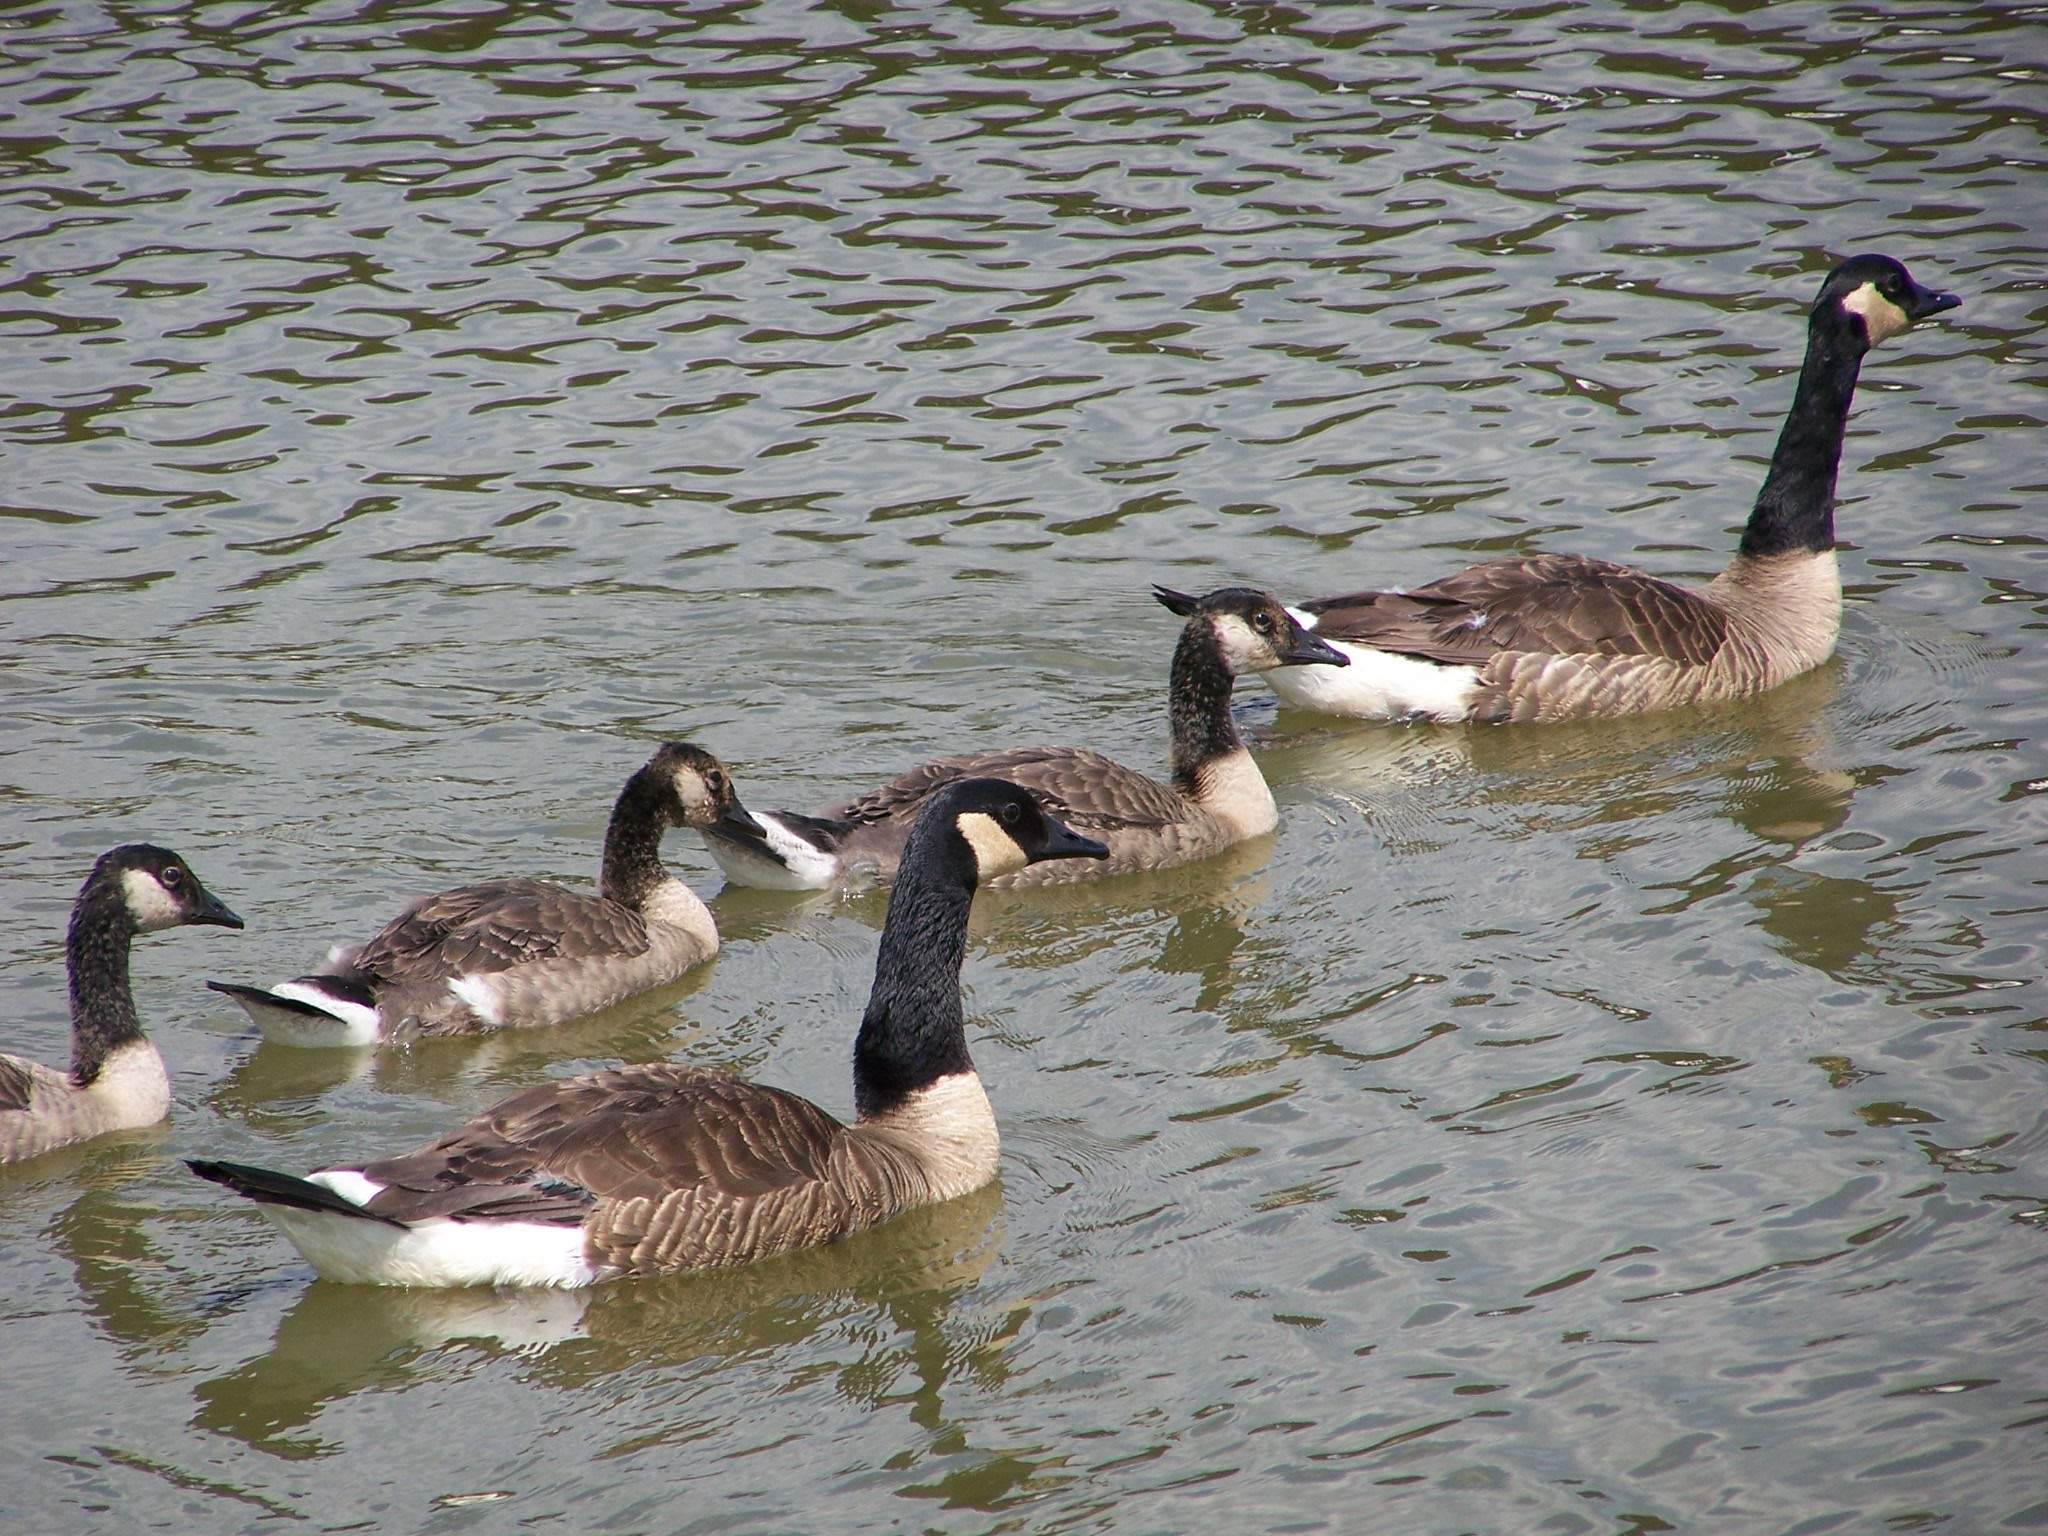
[253,981,384,1047]
[1263,639,1481,722]
[263,1204,602,1289]
[307,1168,388,1206]
[704,813,842,890]
[120,868,186,932]
[447,974,505,1027]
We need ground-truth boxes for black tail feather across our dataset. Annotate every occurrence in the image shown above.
[185,1158,402,1225]
[206,977,376,1018]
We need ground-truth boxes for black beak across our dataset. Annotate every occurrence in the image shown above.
[192,882,246,930]
[717,798,768,841]
[1278,613,1351,668]
[1030,812,1110,865]
[1908,284,1961,321]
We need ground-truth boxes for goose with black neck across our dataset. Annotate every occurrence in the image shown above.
[1260,254,1960,723]
[185,778,1108,1288]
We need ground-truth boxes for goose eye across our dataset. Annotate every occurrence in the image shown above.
[162,866,184,889]
[1000,801,1022,827]
[1253,611,1276,634]
[708,771,725,793]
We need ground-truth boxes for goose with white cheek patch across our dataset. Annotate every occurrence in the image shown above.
[697,587,1348,891]
[207,743,763,1047]
[186,778,1108,1288]
[2,845,244,1165]
[1260,255,1960,723]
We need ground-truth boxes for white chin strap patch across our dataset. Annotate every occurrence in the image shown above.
[1842,281,1909,345]
[957,811,1029,879]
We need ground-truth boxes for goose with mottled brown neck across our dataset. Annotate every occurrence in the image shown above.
[1260,255,1960,723]
[2,845,243,1165]
[699,587,1348,890]
[186,778,1108,1288]
[207,743,762,1046]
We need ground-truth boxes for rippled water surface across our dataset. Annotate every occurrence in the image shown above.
[2,2,2044,1531]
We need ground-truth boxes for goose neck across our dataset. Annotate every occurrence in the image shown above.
[853,852,976,1120]
[1167,622,1241,796]
[598,767,673,910]
[1737,320,1867,560]
[66,880,141,1086]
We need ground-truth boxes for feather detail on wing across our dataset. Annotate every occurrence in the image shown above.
[827,747,1192,835]
[1306,555,1732,668]
[350,1064,852,1226]
[0,1054,42,1114]
[348,878,652,985]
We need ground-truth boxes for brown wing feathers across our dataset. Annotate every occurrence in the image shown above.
[355,1066,853,1231]
[830,747,1192,835]
[0,1057,37,1114]
[1307,555,1733,668]
[351,878,653,984]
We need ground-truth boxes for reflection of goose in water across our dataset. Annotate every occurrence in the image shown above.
[204,966,718,1133]
[188,1179,1006,1456]
[38,1168,211,1368]
[1269,661,1859,856]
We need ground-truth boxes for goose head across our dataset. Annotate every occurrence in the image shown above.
[647,743,768,841]
[1821,254,1960,350]
[925,778,1110,884]
[99,844,245,935]
[1151,585,1351,675]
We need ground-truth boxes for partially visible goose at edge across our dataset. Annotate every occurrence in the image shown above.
[698,587,1349,891]
[3,845,243,1165]
[1261,254,1961,723]
[208,743,763,1048]
[186,777,1109,1287]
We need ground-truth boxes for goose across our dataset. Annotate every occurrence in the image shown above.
[2,845,244,1165]
[1259,254,1960,723]
[207,743,763,1047]
[698,587,1348,890]
[185,777,1108,1287]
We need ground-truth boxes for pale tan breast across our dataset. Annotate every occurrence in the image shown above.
[853,1072,1002,1205]
[1707,550,1843,684]
[1189,748,1278,840]
[0,1042,170,1163]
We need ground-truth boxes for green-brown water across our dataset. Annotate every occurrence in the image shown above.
[2,3,2043,1531]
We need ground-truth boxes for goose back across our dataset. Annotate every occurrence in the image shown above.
[336,876,704,1037]
[1296,552,1841,722]
[356,1064,977,1275]
[819,744,1236,888]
